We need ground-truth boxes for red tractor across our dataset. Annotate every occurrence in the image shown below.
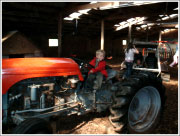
[2,53,165,134]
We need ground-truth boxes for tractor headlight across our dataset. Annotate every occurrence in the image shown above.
[68,78,79,88]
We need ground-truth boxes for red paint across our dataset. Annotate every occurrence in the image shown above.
[151,41,178,44]
[2,58,84,95]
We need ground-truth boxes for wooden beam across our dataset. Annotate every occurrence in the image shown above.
[63,2,128,17]
[146,27,149,41]
[101,20,104,50]
[159,30,162,43]
[128,24,132,43]
[58,13,63,57]
[106,9,177,21]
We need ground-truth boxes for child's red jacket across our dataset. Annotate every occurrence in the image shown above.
[89,57,108,78]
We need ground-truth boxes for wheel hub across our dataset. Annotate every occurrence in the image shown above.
[128,86,161,132]
[129,90,151,123]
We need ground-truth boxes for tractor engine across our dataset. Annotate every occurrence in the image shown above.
[7,76,80,125]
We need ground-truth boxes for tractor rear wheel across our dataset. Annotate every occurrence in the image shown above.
[109,72,165,133]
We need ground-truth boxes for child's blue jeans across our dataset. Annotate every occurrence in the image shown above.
[124,62,133,78]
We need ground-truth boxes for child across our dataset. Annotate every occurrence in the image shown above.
[85,50,108,90]
[123,43,139,79]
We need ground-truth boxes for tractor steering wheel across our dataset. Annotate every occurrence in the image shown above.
[70,57,94,74]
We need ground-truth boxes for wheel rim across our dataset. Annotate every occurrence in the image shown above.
[128,86,161,132]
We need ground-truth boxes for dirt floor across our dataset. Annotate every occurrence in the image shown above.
[52,63,178,134]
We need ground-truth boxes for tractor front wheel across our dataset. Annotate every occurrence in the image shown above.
[12,118,53,134]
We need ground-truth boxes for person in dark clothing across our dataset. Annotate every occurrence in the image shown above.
[145,52,157,68]
[134,59,143,68]
[134,52,143,68]
[85,50,107,90]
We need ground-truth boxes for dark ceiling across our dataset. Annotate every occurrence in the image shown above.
[2,2,178,38]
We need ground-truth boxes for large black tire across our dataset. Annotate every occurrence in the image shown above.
[12,118,53,134]
[109,71,165,133]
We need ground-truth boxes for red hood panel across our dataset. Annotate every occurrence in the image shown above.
[2,58,84,94]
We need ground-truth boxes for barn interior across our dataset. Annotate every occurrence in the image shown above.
[2,2,178,58]
[1,1,178,134]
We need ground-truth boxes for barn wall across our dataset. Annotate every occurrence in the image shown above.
[61,34,127,59]
[28,35,126,59]
[28,34,59,57]
[2,32,41,57]
[21,28,177,59]
[62,35,93,58]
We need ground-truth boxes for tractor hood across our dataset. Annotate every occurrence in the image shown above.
[2,58,84,95]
